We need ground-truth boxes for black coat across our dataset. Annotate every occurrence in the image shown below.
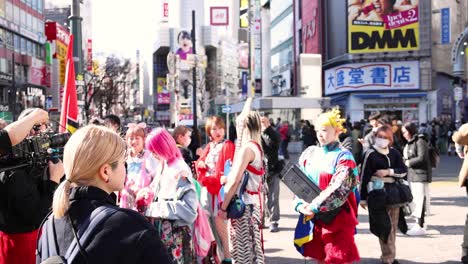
[262,126,282,174]
[0,129,12,156]
[36,186,171,263]
[405,135,432,183]
[360,147,407,202]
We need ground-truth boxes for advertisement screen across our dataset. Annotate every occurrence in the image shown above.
[347,0,419,53]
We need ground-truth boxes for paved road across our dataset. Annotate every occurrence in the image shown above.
[263,154,467,264]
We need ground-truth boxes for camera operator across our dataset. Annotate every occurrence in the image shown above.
[0,108,64,264]
[0,108,49,157]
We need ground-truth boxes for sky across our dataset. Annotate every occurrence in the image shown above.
[46,0,159,59]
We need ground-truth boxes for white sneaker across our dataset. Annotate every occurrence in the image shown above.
[406,225,426,236]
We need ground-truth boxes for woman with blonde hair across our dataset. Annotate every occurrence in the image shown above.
[120,123,159,213]
[36,125,170,263]
[219,111,265,264]
[144,128,198,264]
[293,108,360,263]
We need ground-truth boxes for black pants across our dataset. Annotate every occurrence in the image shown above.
[280,140,289,160]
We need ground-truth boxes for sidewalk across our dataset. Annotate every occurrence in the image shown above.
[264,151,466,263]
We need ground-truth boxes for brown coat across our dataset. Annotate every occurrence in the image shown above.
[452,123,468,187]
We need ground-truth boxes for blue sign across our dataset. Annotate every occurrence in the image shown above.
[222,105,232,113]
[441,8,450,45]
[241,72,248,96]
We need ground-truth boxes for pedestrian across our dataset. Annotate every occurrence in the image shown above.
[360,125,408,264]
[279,121,291,160]
[401,122,432,236]
[301,120,317,149]
[103,114,121,133]
[173,125,195,167]
[452,123,468,263]
[144,128,198,263]
[351,121,363,165]
[36,125,171,263]
[360,111,381,152]
[261,115,283,232]
[219,111,265,264]
[120,122,159,213]
[196,116,234,263]
[294,108,360,263]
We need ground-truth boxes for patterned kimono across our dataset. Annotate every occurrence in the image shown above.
[294,141,360,263]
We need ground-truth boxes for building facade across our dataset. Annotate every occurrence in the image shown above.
[322,0,432,124]
[0,0,48,122]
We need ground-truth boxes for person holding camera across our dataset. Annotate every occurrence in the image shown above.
[0,108,49,156]
[0,108,64,264]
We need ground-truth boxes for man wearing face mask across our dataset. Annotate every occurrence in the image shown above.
[359,111,381,152]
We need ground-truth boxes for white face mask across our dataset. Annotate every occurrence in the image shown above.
[375,137,390,149]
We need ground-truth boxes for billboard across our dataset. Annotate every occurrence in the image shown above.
[156,77,170,104]
[302,0,320,54]
[347,0,419,53]
[324,61,420,95]
[240,0,248,28]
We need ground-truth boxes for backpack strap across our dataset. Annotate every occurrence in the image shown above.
[65,206,118,261]
[246,141,265,176]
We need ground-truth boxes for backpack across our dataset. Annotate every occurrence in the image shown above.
[37,206,118,264]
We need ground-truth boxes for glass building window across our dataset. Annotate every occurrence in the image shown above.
[26,13,31,30]
[37,20,43,34]
[32,0,37,11]
[26,0,31,8]
[26,40,32,56]
[13,5,19,25]
[0,0,6,18]
[270,0,292,21]
[0,28,4,48]
[20,37,25,54]
[20,9,25,28]
[0,58,7,74]
[5,30,12,49]
[271,12,293,48]
[5,1,11,21]
[13,34,19,52]
[37,0,42,14]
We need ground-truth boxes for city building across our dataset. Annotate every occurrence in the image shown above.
[322,0,432,124]
[431,0,468,123]
[0,0,48,122]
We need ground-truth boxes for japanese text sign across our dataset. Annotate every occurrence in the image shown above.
[324,61,420,95]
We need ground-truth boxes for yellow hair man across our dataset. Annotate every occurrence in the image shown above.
[316,108,346,134]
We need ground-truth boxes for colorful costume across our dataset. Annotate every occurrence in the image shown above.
[120,151,158,212]
[294,142,360,263]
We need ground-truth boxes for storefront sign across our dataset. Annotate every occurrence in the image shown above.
[0,72,12,82]
[347,0,419,53]
[441,8,450,45]
[325,61,420,95]
[0,105,9,111]
[302,0,320,54]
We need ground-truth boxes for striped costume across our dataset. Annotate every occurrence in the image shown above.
[229,142,265,264]
[294,141,360,263]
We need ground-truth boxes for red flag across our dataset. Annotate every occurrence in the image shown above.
[59,35,79,133]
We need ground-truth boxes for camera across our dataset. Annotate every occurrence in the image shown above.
[0,131,70,171]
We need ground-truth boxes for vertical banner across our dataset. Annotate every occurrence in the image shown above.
[347,0,419,53]
[86,39,93,71]
[240,0,248,28]
[440,8,450,45]
[60,35,79,134]
[241,71,248,97]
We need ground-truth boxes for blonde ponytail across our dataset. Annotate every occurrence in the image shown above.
[52,179,72,218]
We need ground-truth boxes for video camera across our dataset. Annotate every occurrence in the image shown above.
[0,130,70,172]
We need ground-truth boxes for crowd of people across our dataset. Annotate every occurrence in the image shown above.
[0,107,467,264]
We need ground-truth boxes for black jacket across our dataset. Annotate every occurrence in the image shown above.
[0,166,58,234]
[37,186,171,263]
[261,126,282,174]
[360,147,407,201]
[0,129,12,156]
[404,134,432,182]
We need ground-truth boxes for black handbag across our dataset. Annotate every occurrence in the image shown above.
[384,179,413,206]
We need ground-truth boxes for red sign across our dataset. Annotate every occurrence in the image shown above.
[163,2,169,17]
[157,93,171,104]
[45,22,70,45]
[301,0,321,54]
[210,7,229,26]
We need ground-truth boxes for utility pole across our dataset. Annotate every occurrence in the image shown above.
[70,0,83,77]
[191,10,197,130]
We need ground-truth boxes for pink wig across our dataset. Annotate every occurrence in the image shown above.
[146,128,182,165]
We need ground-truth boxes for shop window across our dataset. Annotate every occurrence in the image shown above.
[26,13,31,30]
[0,28,4,48]
[0,58,7,73]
